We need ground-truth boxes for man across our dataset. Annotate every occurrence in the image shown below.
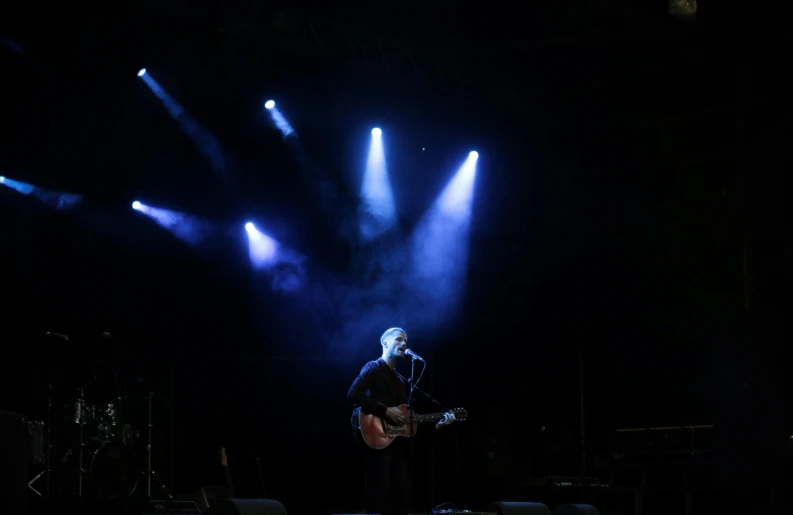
[348,327,452,515]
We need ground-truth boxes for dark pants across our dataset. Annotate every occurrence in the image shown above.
[361,439,411,515]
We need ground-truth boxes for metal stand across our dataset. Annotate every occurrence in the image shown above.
[252,450,269,498]
[112,339,125,444]
[46,385,51,497]
[407,356,417,514]
[78,388,86,497]
[27,385,53,498]
[578,342,587,500]
[132,391,173,499]
[60,370,97,498]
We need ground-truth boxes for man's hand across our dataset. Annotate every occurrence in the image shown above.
[384,407,405,426]
[436,412,456,430]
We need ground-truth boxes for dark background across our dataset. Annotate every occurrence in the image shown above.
[1,1,789,514]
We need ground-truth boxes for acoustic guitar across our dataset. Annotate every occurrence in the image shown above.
[359,405,467,450]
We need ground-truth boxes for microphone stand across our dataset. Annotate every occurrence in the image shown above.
[407,355,417,515]
[250,448,269,498]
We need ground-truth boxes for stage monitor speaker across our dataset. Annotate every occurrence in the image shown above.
[488,502,550,515]
[204,499,287,515]
[551,505,599,515]
[190,486,234,512]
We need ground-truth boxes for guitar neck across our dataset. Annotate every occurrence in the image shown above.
[409,412,449,424]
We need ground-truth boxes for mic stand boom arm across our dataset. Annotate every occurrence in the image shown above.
[395,371,448,411]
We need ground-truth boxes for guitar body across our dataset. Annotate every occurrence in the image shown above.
[358,405,467,450]
[358,404,420,450]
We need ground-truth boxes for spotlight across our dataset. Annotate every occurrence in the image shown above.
[469,151,479,159]
[245,222,254,231]
[0,176,5,183]
[372,128,382,136]
[132,201,141,210]
[264,100,275,110]
[137,68,146,77]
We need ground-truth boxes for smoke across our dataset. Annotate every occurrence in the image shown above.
[282,226,439,357]
[409,213,470,312]
[267,131,445,355]
[270,248,308,293]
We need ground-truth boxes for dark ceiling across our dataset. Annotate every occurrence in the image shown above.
[1,0,787,316]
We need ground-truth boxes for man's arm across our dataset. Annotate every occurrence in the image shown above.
[347,362,388,418]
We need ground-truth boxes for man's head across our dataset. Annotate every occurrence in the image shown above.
[380,327,408,360]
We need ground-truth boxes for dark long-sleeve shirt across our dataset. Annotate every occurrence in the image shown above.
[348,358,408,429]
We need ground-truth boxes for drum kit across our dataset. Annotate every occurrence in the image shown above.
[27,331,172,502]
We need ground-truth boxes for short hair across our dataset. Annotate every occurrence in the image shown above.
[380,327,407,345]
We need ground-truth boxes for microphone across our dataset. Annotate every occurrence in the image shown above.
[405,349,425,362]
[46,332,69,340]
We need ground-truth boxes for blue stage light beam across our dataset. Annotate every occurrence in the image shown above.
[0,34,25,55]
[264,100,295,138]
[0,175,35,195]
[245,221,307,291]
[408,151,479,318]
[132,201,214,248]
[0,175,82,210]
[359,127,396,240]
[245,222,280,270]
[138,71,227,176]
[437,151,478,223]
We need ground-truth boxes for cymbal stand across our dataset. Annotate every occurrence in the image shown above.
[47,385,52,497]
[73,371,97,497]
[111,335,125,444]
[133,391,173,499]
[251,449,269,498]
[77,387,86,497]
[27,384,53,498]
